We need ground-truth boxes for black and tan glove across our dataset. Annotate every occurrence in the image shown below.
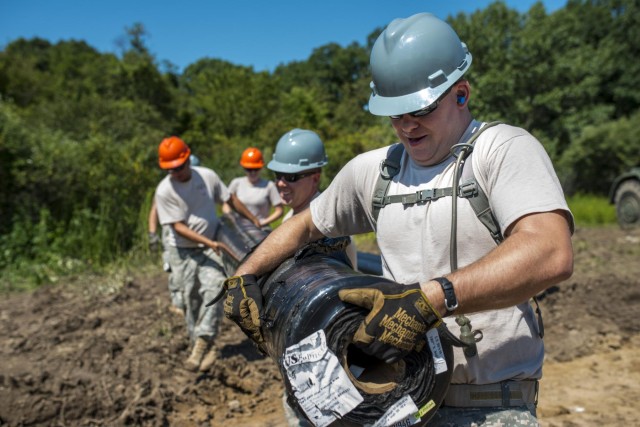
[222,274,265,345]
[338,282,442,364]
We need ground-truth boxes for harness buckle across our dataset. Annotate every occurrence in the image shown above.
[372,195,384,209]
[379,158,399,180]
[459,181,478,198]
[417,189,435,202]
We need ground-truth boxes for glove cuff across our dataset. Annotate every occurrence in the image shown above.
[241,274,258,283]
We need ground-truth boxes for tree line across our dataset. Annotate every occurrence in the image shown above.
[0,0,638,286]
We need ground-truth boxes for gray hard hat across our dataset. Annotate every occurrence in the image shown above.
[189,154,200,166]
[267,129,328,174]
[368,13,472,116]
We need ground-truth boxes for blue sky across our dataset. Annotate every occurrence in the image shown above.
[0,0,566,73]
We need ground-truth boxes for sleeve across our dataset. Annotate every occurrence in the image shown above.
[216,179,231,204]
[310,153,379,237]
[474,125,574,233]
[204,169,231,204]
[155,185,187,226]
[228,178,240,194]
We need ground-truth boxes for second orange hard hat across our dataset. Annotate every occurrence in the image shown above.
[240,147,265,169]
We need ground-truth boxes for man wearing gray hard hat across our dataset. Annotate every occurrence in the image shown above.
[267,128,357,266]
[223,13,574,426]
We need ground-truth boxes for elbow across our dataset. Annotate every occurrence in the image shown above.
[553,246,574,283]
[558,259,573,283]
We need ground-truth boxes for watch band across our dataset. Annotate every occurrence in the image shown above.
[433,277,458,312]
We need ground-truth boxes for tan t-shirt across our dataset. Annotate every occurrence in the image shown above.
[310,121,573,384]
[155,166,230,248]
[283,192,358,270]
[228,176,281,221]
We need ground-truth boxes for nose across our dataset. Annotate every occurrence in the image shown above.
[399,115,420,131]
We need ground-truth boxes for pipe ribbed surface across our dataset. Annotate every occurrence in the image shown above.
[259,237,453,426]
[215,212,270,272]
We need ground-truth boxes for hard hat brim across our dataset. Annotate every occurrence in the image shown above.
[267,160,326,174]
[240,160,265,169]
[368,52,471,116]
[159,157,188,170]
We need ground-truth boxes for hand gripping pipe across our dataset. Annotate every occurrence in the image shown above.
[257,237,456,426]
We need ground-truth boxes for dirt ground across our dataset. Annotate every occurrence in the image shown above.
[1,225,639,427]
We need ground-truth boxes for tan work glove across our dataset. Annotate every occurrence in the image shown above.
[339,282,442,363]
[222,274,265,345]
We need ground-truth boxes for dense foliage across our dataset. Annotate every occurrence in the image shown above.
[1,0,638,286]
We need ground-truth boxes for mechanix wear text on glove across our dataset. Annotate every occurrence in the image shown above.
[223,274,265,345]
[338,282,442,363]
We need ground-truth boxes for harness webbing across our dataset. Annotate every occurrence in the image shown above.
[370,121,545,342]
[379,187,454,206]
[372,121,503,246]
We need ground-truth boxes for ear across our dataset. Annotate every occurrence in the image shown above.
[454,80,470,106]
[312,171,322,187]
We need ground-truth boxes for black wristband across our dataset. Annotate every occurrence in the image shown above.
[433,277,458,312]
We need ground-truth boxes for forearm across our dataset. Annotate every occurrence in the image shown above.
[236,210,324,277]
[173,222,218,250]
[422,210,573,316]
[228,194,260,226]
[260,205,284,227]
[148,202,158,234]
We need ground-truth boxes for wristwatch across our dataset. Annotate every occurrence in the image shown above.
[433,277,458,312]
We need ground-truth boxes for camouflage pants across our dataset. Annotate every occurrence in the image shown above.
[167,246,228,342]
[162,250,184,310]
[428,405,538,426]
[283,395,537,426]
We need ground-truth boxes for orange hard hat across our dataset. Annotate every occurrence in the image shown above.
[158,136,191,169]
[239,147,265,169]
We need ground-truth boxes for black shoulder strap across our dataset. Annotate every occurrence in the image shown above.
[460,154,503,244]
[372,143,404,223]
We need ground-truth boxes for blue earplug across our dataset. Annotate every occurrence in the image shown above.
[457,95,466,105]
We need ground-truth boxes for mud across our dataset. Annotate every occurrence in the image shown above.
[1,226,639,426]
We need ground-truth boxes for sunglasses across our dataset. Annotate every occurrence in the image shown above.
[244,168,261,173]
[167,162,188,174]
[389,86,452,120]
[274,170,317,183]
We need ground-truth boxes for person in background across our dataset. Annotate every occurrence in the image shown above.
[154,136,259,372]
[266,128,358,427]
[228,147,283,229]
[222,13,573,426]
[267,129,357,267]
[148,154,201,316]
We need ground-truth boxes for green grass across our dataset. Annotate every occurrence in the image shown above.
[566,194,617,227]
[1,194,617,292]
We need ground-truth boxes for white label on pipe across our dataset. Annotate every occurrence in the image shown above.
[283,330,364,427]
[427,328,447,375]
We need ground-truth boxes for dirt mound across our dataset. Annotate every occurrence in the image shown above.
[1,226,639,426]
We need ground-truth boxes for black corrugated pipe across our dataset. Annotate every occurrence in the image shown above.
[215,212,270,274]
[258,237,455,426]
